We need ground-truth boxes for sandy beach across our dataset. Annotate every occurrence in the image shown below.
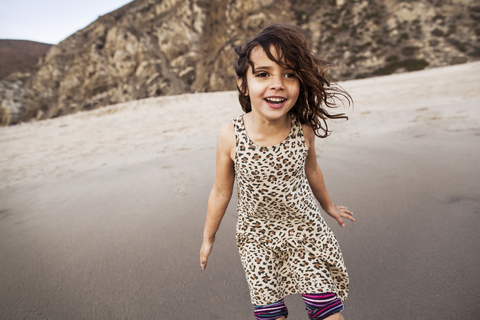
[1,61,479,319]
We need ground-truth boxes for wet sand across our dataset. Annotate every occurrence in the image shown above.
[1,62,479,319]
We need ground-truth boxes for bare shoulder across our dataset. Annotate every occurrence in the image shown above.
[218,120,235,143]
[217,120,236,159]
[302,124,315,150]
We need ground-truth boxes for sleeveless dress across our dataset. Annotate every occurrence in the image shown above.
[232,114,349,306]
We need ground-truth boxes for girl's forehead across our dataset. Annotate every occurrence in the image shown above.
[251,45,280,61]
[250,46,271,63]
[249,45,290,68]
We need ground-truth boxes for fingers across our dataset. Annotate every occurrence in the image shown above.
[199,240,213,270]
[199,251,208,270]
[199,248,209,270]
[335,205,355,225]
[200,259,207,270]
[344,215,355,222]
[341,209,355,222]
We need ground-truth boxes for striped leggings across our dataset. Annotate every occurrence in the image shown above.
[254,293,343,320]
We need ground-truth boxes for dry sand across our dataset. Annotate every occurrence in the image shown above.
[1,61,479,319]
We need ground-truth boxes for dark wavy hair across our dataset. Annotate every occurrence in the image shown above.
[234,23,351,138]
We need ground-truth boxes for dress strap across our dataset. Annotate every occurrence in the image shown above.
[289,114,299,137]
[290,114,307,147]
[231,115,244,147]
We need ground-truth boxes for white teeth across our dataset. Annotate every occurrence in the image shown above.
[266,97,285,103]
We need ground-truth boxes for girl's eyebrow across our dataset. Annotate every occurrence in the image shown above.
[252,65,273,72]
[251,64,294,74]
[253,64,294,72]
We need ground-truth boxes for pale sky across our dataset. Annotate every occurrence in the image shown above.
[0,0,133,44]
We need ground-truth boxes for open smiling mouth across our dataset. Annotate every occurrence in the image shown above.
[265,97,286,105]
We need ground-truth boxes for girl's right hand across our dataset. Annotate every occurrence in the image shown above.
[199,236,215,270]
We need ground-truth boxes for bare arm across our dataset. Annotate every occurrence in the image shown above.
[303,125,355,227]
[199,121,235,270]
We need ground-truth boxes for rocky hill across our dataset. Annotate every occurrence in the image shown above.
[1,0,479,125]
[0,40,52,79]
[0,40,52,125]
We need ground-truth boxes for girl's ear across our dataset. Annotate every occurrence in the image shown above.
[236,77,248,96]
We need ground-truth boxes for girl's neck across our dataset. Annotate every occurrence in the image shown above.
[243,112,292,147]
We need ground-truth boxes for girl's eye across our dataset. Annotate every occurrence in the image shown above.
[256,72,269,78]
[285,73,296,79]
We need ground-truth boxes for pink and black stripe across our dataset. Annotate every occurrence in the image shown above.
[254,299,288,320]
[301,293,344,320]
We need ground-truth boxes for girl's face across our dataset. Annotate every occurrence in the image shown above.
[239,45,300,122]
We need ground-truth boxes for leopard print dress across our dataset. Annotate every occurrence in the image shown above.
[233,114,349,306]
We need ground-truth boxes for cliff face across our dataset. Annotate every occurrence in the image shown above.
[25,0,297,121]
[1,0,479,124]
[0,40,52,79]
[0,40,52,125]
[299,0,480,79]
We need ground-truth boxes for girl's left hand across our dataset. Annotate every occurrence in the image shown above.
[326,204,355,227]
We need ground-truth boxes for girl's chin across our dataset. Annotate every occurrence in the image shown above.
[254,107,293,122]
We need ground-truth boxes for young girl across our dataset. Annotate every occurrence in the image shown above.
[199,23,355,320]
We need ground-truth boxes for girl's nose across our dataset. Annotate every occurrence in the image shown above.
[269,75,285,90]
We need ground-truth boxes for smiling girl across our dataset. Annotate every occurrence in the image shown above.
[200,24,354,320]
